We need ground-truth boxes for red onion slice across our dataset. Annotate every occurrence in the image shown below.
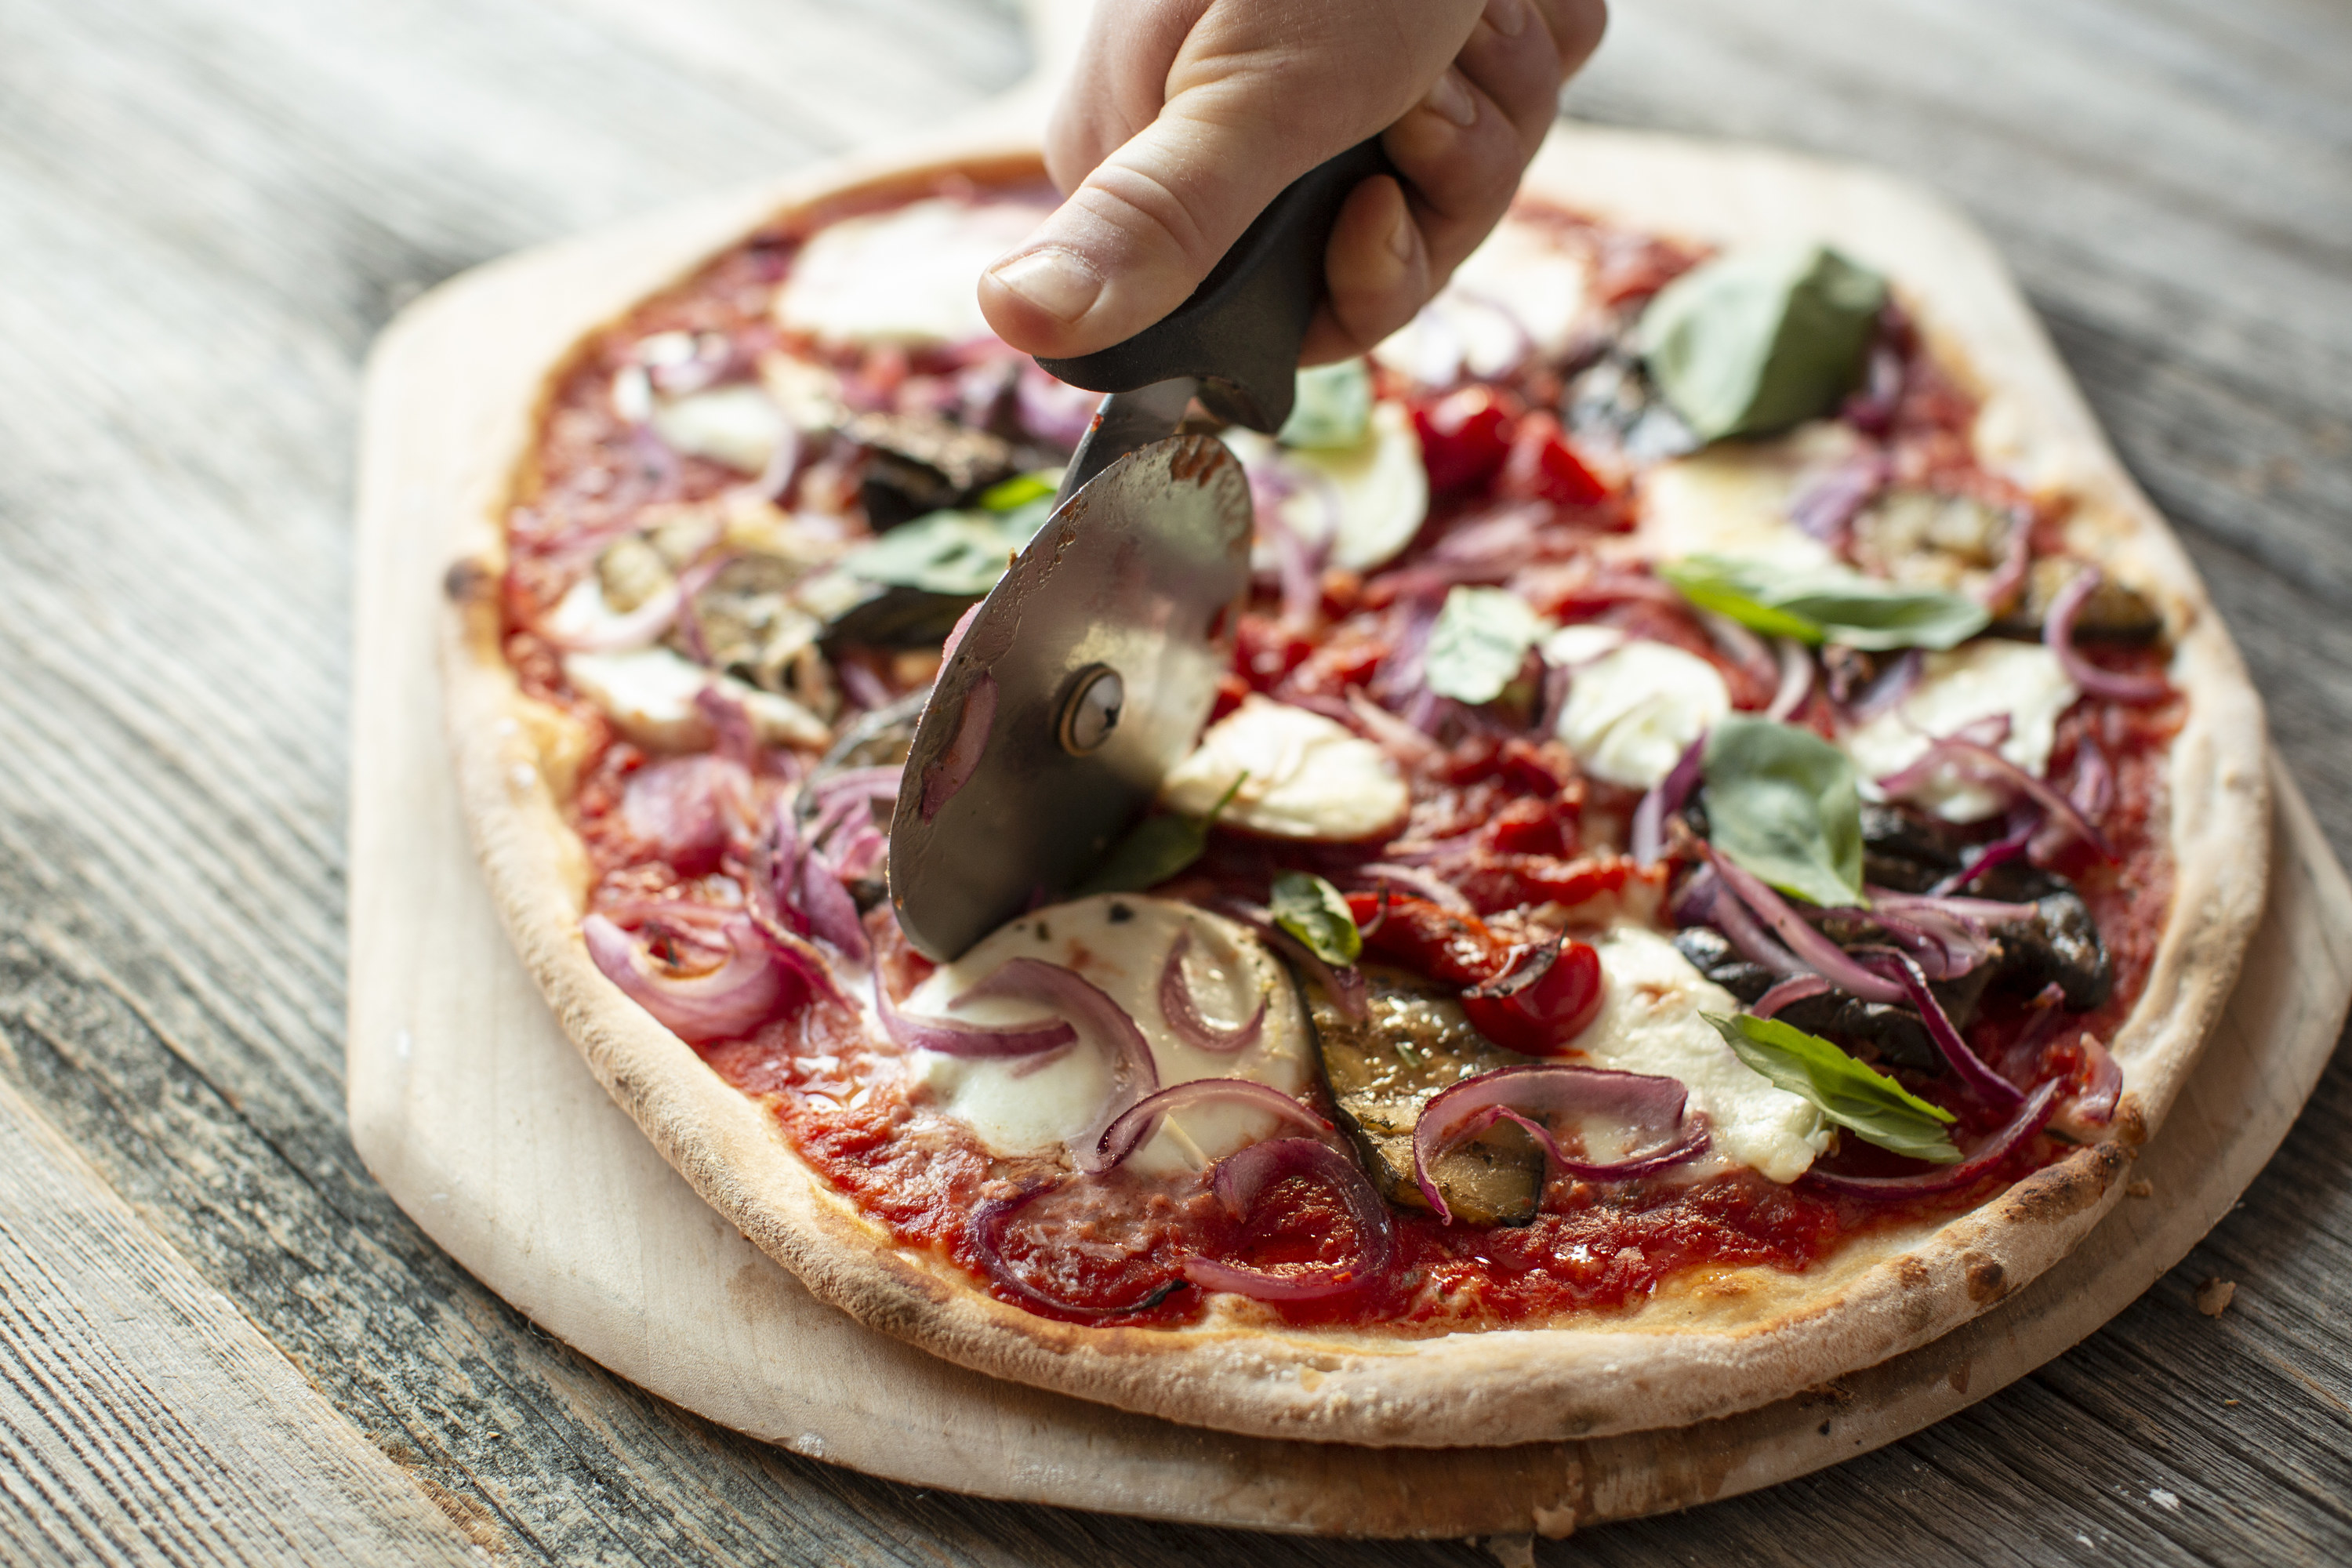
[1218,901,1369,1022]
[1349,862,1474,914]
[748,917,857,1011]
[809,765,904,805]
[2046,566,2169,704]
[870,971,1077,1059]
[1801,1080,2060,1200]
[536,554,731,654]
[971,1186,1187,1320]
[2053,1032,2123,1139]
[1849,948,2024,1109]
[920,673,996,822]
[956,958,1159,1171]
[1754,975,1831,1018]
[1181,1138,1396,1302]
[1876,739,2114,860]
[1411,1065,1707,1222]
[1345,689,1443,769]
[1156,929,1269,1054]
[1631,735,1706,868]
[1867,888,2039,925]
[1094,1079,1330,1168]
[1765,637,1815,723]
[1708,850,1907,1004]
[584,911,788,1044]
[1839,647,1923,724]
[1929,812,2039,895]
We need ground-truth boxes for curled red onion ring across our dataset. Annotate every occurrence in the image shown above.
[920,673,996,822]
[1754,975,1831,1018]
[1181,1138,1396,1301]
[1929,811,2038,895]
[1802,1080,2059,1199]
[1157,929,1269,1054]
[957,958,1160,1171]
[1849,948,2024,1109]
[1094,1079,1329,1169]
[810,764,903,805]
[1708,849,1906,1004]
[1790,451,1889,548]
[1631,735,1705,869]
[1219,901,1369,1022]
[1877,739,2114,860]
[1412,1065,1708,1223]
[584,911,787,1044]
[870,971,1077,1059]
[748,916,856,1011]
[1350,862,1473,913]
[2047,566,2169,704]
[1766,638,1815,723]
[2053,1033,2123,1138]
[971,1186,1187,1320]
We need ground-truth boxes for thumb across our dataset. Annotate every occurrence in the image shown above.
[978,96,1359,360]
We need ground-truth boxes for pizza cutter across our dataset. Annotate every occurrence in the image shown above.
[888,140,1397,960]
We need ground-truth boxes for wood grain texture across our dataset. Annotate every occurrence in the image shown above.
[0,0,2347,1562]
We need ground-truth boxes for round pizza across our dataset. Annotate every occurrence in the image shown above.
[442,145,2269,1446]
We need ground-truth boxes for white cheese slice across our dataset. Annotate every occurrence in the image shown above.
[562,645,829,751]
[1374,215,1592,385]
[544,574,660,651]
[1223,399,1429,572]
[1552,640,1730,789]
[1539,622,1628,667]
[775,197,1048,347]
[904,895,1313,1176]
[1160,695,1410,841]
[1573,926,1828,1184]
[649,384,787,474]
[1840,641,2080,821]
[1636,420,1860,572]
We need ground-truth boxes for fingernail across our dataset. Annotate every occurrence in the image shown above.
[1421,68,1479,129]
[1483,0,1527,38]
[987,247,1103,324]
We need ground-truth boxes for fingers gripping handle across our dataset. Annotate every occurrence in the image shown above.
[1035,140,1399,434]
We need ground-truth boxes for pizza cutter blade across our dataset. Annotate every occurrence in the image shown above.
[888,140,1397,960]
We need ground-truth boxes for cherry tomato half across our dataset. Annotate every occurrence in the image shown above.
[1460,938,1606,1056]
[1344,892,1510,987]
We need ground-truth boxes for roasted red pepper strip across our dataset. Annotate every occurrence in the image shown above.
[1461,938,1606,1056]
[1344,892,1511,986]
[1411,386,1518,493]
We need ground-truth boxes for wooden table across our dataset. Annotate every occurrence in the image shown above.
[2,2,2345,1563]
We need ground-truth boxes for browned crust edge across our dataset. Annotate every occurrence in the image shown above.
[435,128,2270,1449]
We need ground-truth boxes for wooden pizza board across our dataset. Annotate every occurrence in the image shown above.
[343,95,2352,1536]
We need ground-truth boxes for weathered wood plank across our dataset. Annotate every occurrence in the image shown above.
[0,0,2344,1562]
[0,1075,477,1567]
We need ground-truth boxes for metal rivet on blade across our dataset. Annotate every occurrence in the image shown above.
[1058,665,1124,755]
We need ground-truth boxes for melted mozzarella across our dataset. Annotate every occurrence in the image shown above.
[1374,216,1592,385]
[774,197,1047,347]
[649,384,787,474]
[904,895,1312,1176]
[1841,641,2080,821]
[1636,420,1860,572]
[1574,927,1829,1184]
[1553,640,1730,789]
[563,644,828,751]
[1224,399,1429,572]
[1160,695,1410,841]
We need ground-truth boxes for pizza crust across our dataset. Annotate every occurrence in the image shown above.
[439,129,2269,1447]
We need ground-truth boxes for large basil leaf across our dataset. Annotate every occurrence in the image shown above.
[1270,871,1363,966]
[1661,554,1989,652]
[838,498,1053,597]
[1706,1013,1962,1163]
[1424,585,1548,705]
[1640,243,1887,441]
[1702,714,1866,908]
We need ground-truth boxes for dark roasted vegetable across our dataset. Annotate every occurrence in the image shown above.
[1671,926,1947,1072]
[1305,966,1543,1225]
[844,411,1019,529]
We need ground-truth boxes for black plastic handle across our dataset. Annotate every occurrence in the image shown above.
[1035,139,1399,434]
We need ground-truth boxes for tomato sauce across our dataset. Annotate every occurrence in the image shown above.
[509,188,2180,1333]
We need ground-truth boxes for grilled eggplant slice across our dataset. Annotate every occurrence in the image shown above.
[1305,966,1542,1225]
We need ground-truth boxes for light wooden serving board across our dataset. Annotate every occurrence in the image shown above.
[344,75,2352,1537]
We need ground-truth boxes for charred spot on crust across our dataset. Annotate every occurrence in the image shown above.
[444,556,496,604]
[1964,1257,2008,1305]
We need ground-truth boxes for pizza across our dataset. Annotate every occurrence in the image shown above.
[441,142,2270,1446]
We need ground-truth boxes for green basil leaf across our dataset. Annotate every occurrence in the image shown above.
[1270,870,1363,966]
[977,470,1059,511]
[1077,775,1244,895]
[838,499,1053,597]
[1278,358,1374,450]
[1702,714,1866,908]
[1424,585,1548,705]
[1705,1012,1962,1163]
[1661,554,1988,652]
[1640,242,1888,442]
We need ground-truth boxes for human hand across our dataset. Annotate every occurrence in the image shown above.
[978,0,1607,368]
